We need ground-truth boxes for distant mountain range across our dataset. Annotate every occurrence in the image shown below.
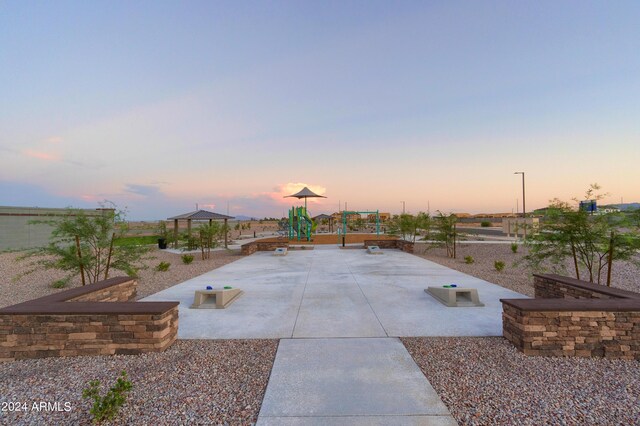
[233,215,257,221]
[604,203,640,211]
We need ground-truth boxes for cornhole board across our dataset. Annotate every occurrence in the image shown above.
[190,288,244,309]
[274,247,288,256]
[425,287,484,307]
[367,246,383,254]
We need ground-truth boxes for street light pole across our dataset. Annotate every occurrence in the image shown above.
[514,172,526,238]
[401,201,405,214]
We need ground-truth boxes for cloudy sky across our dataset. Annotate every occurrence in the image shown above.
[1,1,639,220]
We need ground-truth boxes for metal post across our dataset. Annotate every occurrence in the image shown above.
[514,172,526,239]
[224,218,228,248]
[343,211,347,246]
[376,210,380,235]
[173,219,178,248]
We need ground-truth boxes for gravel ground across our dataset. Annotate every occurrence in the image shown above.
[403,337,640,426]
[415,243,640,297]
[0,248,244,308]
[0,339,278,426]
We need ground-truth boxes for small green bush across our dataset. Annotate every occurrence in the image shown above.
[494,260,505,272]
[156,261,170,272]
[480,221,491,227]
[181,254,194,264]
[464,256,475,264]
[51,279,68,289]
[82,371,133,424]
[511,242,519,253]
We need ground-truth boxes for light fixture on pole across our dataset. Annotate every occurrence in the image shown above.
[514,172,526,239]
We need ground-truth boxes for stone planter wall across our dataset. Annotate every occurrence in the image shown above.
[533,275,628,300]
[363,239,414,253]
[501,274,640,360]
[241,240,289,255]
[0,277,179,362]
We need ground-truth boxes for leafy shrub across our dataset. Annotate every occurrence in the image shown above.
[494,260,505,272]
[19,204,149,285]
[82,371,133,423]
[51,279,68,289]
[181,254,194,264]
[464,256,475,264]
[511,242,519,253]
[480,221,491,227]
[156,261,170,272]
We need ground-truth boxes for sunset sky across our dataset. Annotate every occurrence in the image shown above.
[1,1,639,220]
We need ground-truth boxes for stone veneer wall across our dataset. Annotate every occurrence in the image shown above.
[501,274,640,360]
[533,275,624,299]
[241,240,289,255]
[68,279,136,302]
[396,240,415,253]
[0,277,179,362]
[364,239,414,253]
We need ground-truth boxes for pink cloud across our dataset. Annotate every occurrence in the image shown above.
[23,149,60,161]
[45,136,63,144]
[262,182,327,204]
[81,194,100,202]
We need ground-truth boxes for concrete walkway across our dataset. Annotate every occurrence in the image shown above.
[143,247,528,425]
[257,338,457,425]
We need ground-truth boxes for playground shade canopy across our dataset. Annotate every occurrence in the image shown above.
[284,187,327,199]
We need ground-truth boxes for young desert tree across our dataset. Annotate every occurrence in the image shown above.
[198,222,223,260]
[387,213,417,242]
[415,212,432,242]
[433,212,458,258]
[523,185,640,286]
[20,205,149,285]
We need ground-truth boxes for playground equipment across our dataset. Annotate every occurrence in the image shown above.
[288,206,316,241]
[339,210,381,246]
[284,186,326,241]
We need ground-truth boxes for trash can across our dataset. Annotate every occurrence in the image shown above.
[158,238,167,249]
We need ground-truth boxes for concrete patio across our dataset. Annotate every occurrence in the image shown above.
[142,246,527,339]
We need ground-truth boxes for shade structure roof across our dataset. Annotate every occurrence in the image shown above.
[167,210,234,220]
[284,186,327,199]
[312,214,333,220]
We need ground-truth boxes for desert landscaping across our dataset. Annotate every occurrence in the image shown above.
[2,236,639,425]
[3,3,640,424]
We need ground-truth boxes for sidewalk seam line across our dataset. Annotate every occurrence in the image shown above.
[290,253,313,338]
[345,255,389,337]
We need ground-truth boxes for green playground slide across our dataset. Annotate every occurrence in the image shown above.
[301,208,317,233]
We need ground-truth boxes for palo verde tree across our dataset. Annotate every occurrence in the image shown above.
[20,203,149,285]
[433,211,458,258]
[522,184,640,286]
[387,212,431,242]
[197,222,224,260]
